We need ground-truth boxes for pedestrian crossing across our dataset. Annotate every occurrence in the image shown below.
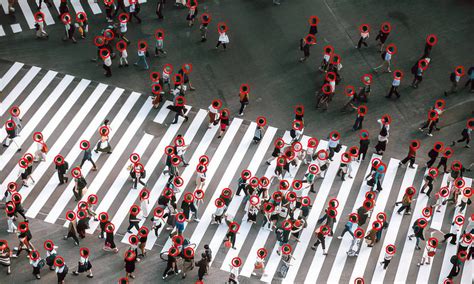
[0,0,146,37]
[1,61,473,283]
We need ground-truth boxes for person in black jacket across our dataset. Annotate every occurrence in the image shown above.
[80,146,97,171]
[196,253,208,281]
[375,22,390,52]
[55,155,69,185]
[358,131,370,162]
[451,121,471,148]
[464,66,474,92]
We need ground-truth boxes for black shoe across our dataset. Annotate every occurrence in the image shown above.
[266,161,271,165]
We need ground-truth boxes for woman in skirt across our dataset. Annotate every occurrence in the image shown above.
[218,109,230,139]
[124,250,137,279]
[103,223,119,253]
[186,0,198,27]
[73,247,93,278]
[0,241,12,275]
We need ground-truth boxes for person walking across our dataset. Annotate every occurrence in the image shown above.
[162,247,181,279]
[352,105,367,131]
[3,119,22,151]
[421,168,439,196]
[186,0,198,27]
[238,84,250,116]
[463,66,474,92]
[216,23,230,50]
[195,252,208,282]
[134,41,149,70]
[54,155,69,185]
[154,30,167,57]
[311,225,329,255]
[408,218,427,250]
[0,240,12,275]
[444,66,465,96]
[418,238,438,266]
[451,119,472,148]
[356,24,370,49]
[124,249,137,279]
[386,70,402,99]
[358,130,370,162]
[128,1,142,23]
[199,13,211,42]
[72,247,93,278]
[375,22,391,52]
[100,48,112,77]
[34,13,48,39]
[399,140,419,169]
[103,222,119,253]
[375,116,390,155]
[64,211,80,246]
[156,0,164,19]
[299,34,316,62]
[374,44,396,73]
[28,250,43,279]
[380,244,396,269]
[54,256,69,284]
[395,187,415,215]
[13,222,35,258]
[411,58,430,88]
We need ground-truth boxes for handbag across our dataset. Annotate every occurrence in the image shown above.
[224,240,232,248]
[38,259,46,269]
[427,251,435,257]
[41,143,49,153]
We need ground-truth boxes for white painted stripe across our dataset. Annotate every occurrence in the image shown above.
[52,0,60,13]
[349,159,400,283]
[0,62,23,92]
[436,178,471,284]
[0,66,40,116]
[69,0,84,13]
[188,123,257,251]
[371,164,418,283]
[0,75,75,173]
[47,93,149,224]
[0,70,57,143]
[294,151,364,283]
[0,0,8,14]
[155,120,222,251]
[142,109,207,250]
[0,75,76,195]
[119,102,191,244]
[206,126,277,266]
[17,0,36,29]
[460,257,473,284]
[0,25,6,36]
[327,155,382,283]
[224,135,311,274]
[1,76,79,172]
[23,83,108,215]
[262,142,345,283]
[105,103,175,231]
[394,173,449,284]
[34,0,55,25]
[11,23,22,33]
[159,119,242,253]
[239,131,296,277]
[87,0,101,14]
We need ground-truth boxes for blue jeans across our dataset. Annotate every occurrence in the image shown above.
[135,55,149,69]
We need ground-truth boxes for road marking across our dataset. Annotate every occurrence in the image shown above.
[0,70,57,143]
[349,159,400,283]
[370,164,418,283]
[24,83,110,216]
[0,66,40,116]
[206,126,278,266]
[0,62,24,92]
[40,89,135,221]
[0,75,75,174]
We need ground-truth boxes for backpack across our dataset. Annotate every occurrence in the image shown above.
[449,72,456,82]
[290,129,296,139]
[41,143,49,153]
[64,161,69,170]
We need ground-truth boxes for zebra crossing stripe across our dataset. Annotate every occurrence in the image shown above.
[70,0,85,13]
[437,178,472,283]
[188,122,258,250]
[0,62,24,92]
[460,257,473,284]
[87,0,102,14]
[207,126,278,266]
[0,66,40,116]
[239,131,292,277]
[327,155,382,283]
[0,26,5,36]
[62,95,154,226]
[415,173,451,283]
[223,135,311,274]
[349,158,400,283]
[10,23,22,33]
[159,118,243,252]
[0,70,57,144]
[25,85,119,218]
[371,164,418,283]
[118,102,191,242]
[43,92,143,223]
[142,109,207,250]
[93,102,172,232]
[0,75,76,197]
[19,82,106,202]
[262,143,346,283]
[0,76,81,172]
[154,117,223,251]
[17,0,36,29]
[0,0,9,14]
[393,173,449,283]
[34,0,55,25]
[293,151,365,283]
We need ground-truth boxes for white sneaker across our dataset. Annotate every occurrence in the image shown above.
[337,236,343,240]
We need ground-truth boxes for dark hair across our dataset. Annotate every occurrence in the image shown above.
[104,119,109,125]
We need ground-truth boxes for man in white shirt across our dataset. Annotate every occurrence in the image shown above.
[386,70,402,98]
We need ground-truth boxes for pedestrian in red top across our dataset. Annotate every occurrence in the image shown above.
[399,140,420,169]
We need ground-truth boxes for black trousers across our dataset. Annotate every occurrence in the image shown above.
[66,230,80,244]
[163,262,178,277]
[426,156,437,168]
[58,171,67,184]
[313,237,326,250]
[127,222,140,232]
[129,12,142,23]
[353,116,364,131]
[397,204,410,214]
[400,156,415,167]
[387,85,400,98]
[156,1,164,18]
[421,120,436,134]
[358,148,367,161]
[239,102,248,115]
[437,159,448,172]
[381,258,391,269]
[103,64,112,77]
[357,37,368,48]
[216,41,227,49]
[457,133,470,145]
